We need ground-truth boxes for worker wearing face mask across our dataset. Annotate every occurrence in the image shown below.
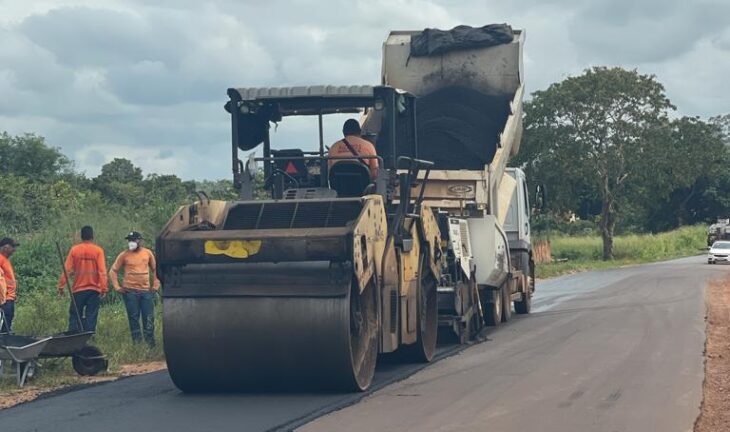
[109,231,161,347]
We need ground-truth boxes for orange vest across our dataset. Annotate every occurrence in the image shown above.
[58,241,109,294]
[111,248,160,290]
[0,254,17,301]
[328,135,379,180]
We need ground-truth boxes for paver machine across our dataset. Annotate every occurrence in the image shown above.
[157,85,446,392]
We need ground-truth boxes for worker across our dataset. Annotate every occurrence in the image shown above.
[328,119,379,180]
[109,231,161,347]
[58,226,108,333]
[0,237,19,333]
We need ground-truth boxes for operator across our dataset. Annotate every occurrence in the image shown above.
[328,119,379,180]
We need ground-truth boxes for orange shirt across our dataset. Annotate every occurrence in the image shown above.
[58,241,109,294]
[0,267,6,305]
[328,135,379,180]
[0,254,17,301]
[111,247,160,291]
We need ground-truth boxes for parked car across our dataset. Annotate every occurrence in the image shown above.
[708,241,730,264]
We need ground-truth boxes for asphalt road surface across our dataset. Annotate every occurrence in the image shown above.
[1,256,725,432]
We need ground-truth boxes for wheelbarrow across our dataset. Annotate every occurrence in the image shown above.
[0,313,108,387]
[0,334,52,387]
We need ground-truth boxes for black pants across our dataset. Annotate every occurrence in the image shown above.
[1,300,14,333]
[68,290,101,333]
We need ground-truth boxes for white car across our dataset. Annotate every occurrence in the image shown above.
[708,241,730,264]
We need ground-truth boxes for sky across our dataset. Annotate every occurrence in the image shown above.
[1,0,728,180]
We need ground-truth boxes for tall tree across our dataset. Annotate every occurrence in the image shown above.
[517,67,674,259]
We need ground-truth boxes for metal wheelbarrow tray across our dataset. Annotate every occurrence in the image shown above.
[40,331,94,357]
[0,335,52,387]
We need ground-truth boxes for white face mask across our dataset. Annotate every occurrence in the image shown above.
[128,241,139,251]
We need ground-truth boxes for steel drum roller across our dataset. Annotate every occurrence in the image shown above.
[163,261,378,392]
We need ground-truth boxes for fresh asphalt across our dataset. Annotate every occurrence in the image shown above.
[1,256,724,432]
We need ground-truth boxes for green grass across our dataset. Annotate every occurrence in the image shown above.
[537,225,707,278]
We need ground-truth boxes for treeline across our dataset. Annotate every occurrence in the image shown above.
[0,132,237,236]
[515,67,730,258]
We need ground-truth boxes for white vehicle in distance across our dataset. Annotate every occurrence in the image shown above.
[708,241,730,264]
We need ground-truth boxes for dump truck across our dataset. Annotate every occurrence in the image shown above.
[708,218,730,246]
[379,25,534,335]
[156,24,532,392]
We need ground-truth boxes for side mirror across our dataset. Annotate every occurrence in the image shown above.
[535,183,547,211]
[245,153,258,180]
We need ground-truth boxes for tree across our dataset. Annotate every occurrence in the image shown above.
[662,117,727,226]
[517,67,674,259]
[93,158,144,204]
[0,132,70,179]
[144,174,195,203]
[710,114,730,146]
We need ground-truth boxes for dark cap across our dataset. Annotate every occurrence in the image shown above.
[125,231,143,241]
[0,237,19,247]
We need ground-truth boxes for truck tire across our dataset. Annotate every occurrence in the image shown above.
[482,288,502,327]
[501,282,512,322]
[515,261,535,315]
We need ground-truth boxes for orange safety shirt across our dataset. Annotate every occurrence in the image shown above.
[328,135,379,180]
[58,241,109,294]
[111,247,160,291]
[0,266,6,305]
[0,254,17,301]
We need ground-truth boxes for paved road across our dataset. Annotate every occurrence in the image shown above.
[1,257,725,432]
[302,256,726,432]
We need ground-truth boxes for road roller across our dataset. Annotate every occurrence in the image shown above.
[157,85,446,392]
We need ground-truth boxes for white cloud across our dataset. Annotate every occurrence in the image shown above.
[0,0,727,181]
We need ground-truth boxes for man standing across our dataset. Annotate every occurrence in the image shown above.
[0,238,19,333]
[58,226,108,333]
[109,231,160,347]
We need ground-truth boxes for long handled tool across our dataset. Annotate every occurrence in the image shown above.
[56,241,84,332]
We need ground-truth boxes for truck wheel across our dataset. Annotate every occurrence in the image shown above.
[501,282,512,322]
[515,262,535,315]
[482,288,502,327]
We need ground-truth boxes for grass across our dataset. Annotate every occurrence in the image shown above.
[537,225,707,278]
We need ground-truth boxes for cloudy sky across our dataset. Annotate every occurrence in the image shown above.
[1,0,728,180]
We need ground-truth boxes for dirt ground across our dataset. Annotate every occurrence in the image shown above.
[695,277,730,432]
[0,361,166,410]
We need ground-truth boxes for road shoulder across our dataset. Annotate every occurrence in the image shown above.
[695,276,730,432]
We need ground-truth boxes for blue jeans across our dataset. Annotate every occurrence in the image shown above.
[68,290,100,333]
[123,291,155,347]
[1,300,14,333]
